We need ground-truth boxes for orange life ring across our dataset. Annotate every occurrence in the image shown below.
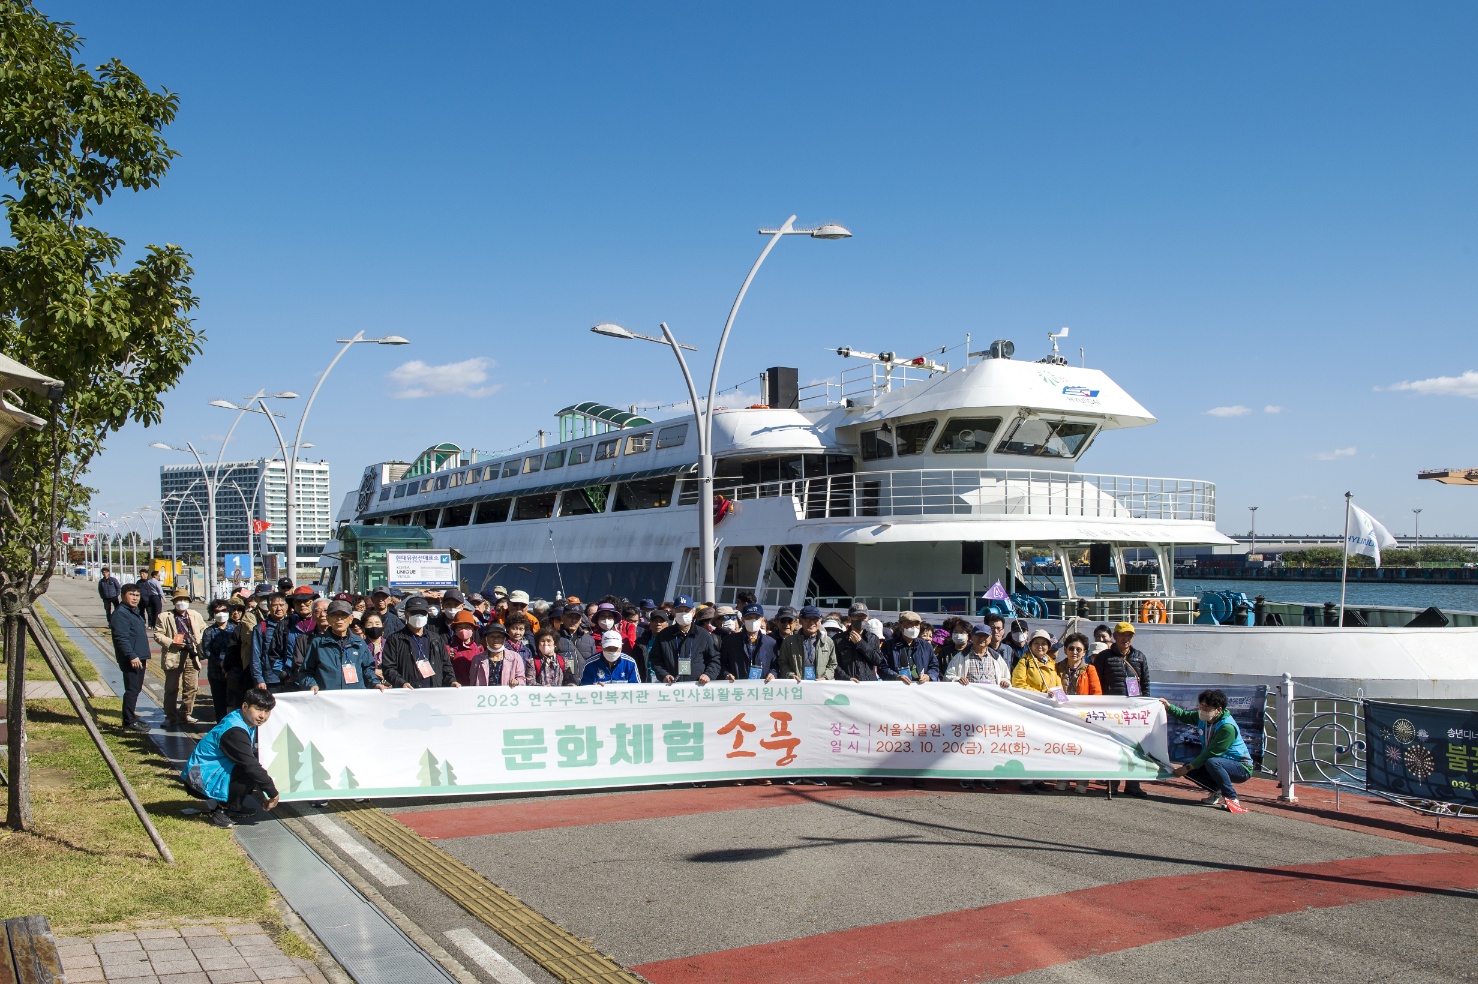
[713,494,734,525]
[1138,599,1167,624]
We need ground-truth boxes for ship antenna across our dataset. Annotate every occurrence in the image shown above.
[547,528,567,600]
[1047,326,1070,364]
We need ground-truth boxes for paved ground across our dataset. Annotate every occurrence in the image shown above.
[53,923,325,984]
[36,576,1478,984]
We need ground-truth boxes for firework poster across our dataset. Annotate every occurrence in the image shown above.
[1364,701,1478,806]
[1151,684,1268,771]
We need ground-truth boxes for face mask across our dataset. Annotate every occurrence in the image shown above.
[455,628,474,642]
[444,604,461,615]
[175,601,189,612]
[1010,632,1026,644]
[596,617,614,630]
[365,626,384,640]
[952,633,968,646]
[1197,709,1217,722]
[427,606,440,618]
[722,618,738,631]
[743,618,761,633]
[487,641,505,654]
[214,612,229,624]
[675,612,694,628]
[902,626,920,640]
[604,647,620,662]
[408,614,428,630]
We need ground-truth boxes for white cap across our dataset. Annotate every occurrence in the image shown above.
[508,589,531,604]
[601,630,623,649]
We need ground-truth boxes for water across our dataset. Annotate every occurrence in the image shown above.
[1173,578,1478,614]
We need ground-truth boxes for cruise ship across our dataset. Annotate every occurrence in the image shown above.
[323,337,1477,700]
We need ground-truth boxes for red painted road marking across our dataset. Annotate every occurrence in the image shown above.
[634,852,1478,984]
[394,784,931,839]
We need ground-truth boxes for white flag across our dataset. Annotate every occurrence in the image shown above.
[1346,502,1398,567]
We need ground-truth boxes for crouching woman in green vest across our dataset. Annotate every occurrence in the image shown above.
[1159,689,1254,814]
[182,688,281,828]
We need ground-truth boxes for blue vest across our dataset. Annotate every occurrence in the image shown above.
[1204,712,1252,765]
[182,709,254,802]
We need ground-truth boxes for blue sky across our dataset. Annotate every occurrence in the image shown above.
[37,2,1478,536]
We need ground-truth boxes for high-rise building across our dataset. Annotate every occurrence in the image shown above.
[158,458,331,568]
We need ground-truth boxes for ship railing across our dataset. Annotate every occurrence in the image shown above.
[797,362,944,408]
[679,468,1216,523]
[799,594,1201,624]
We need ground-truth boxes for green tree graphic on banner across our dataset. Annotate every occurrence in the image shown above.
[338,767,359,791]
[270,726,305,792]
[440,760,457,787]
[294,743,331,792]
[417,750,441,787]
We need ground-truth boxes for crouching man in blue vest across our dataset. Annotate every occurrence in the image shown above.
[181,688,280,828]
[1159,689,1254,814]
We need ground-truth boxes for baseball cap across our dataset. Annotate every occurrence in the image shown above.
[443,588,465,606]
[481,621,507,637]
[326,600,354,616]
[775,605,798,621]
[716,605,738,617]
[508,589,530,605]
[648,608,670,623]
[848,602,869,616]
[639,598,657,609]
[469,593,486,604]
[371,586,391,598]
[276,577,294,591]
[971,623,991,636]
[1113,621,1137,635]
[799,605,823,619]
[898,610,922,623]
[254,582,273,597]
[672,594,694,609]
[601,629,623,649]
[491,584,507,597]
[741,603,764,617]
[403,596,430,614]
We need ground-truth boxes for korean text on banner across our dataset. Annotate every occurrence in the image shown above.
[386,549,457,588]
[1365,700,1478,807]
[257,683,1171,801]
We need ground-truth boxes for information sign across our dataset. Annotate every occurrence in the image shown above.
[1365,700,1478,807]
[387,549,458,588]
[1150,683,1268,770]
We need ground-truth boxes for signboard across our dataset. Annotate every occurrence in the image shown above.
[1150,683,1268,770]
[386,549,457,588]
[256,684,1170,801]
[223,554,252,582]
[1365,700,1478,807]
[263,553,281,582]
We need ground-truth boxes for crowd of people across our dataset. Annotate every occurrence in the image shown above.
[102,574,1251,825]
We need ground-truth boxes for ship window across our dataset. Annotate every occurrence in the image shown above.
[934,416,1003,454]
[441,503,474,527]
[466,468,480,485]
[393,484,407,498]
[502,461,520,478]
[513,492,557,521]
[559,484,609,516]
[435,475,449,491]
[411,510,438,529]
[544,449,566,470]
[523,455,542,474]
[614,476,675,511]
[378,487,392,501]
[657,423,688,449]
[569,444,593,465]
[448,472,462,488]
[387,513,411,526]
[894,420,937,456]
[995,418,1097,458]
[595,438,619,460]
[474,498,511,524]
[625,432,652,455]
[483,465,497,481]
[860,427,894,461]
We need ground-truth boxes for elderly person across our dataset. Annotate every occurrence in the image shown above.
[527,628,575,686]
[881,610,938,684]
[111,582,152,732]
[652,596,721,684]
[382,596,459,689]
[504,589,540,633]
[835,603,884,682]
[775,605,837,682]
[1010,629,1063,694]
[300,600,385,693]
[1056,633,1102,695]
[459,622,525,686]
[581,630,642,685]
[721,604,778,682]
[1159,690,1252,813]
[553,604,595,681]
[155,588,207,727]
[1096,620,1152,798]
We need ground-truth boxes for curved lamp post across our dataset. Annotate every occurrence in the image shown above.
[590,215,850,602]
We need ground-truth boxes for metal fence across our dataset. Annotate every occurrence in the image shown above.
[679,468,1217,524]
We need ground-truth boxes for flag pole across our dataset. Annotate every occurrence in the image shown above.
[1338,491,1352,628]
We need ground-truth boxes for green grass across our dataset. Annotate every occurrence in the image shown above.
[0,698,276,933]
[35,608,101,682]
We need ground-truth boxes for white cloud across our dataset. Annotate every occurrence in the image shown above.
[1380,370,1478,398]
[1263,405,1282,414]
[1204,405,1252,417]
[1309,446,1357,461]
[387,358,500,399]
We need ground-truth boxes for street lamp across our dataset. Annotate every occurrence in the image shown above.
[1248,506,1258,557]
[590,214,850,602]
[1413,508,1422,565]
[273,332,408,582]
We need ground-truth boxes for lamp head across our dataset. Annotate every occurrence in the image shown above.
[270,391,299,398]
[809,223,852,240]
[149,442,173,450]
[208,400,239,410]
[590,323,635,340]
[377,336,410,346]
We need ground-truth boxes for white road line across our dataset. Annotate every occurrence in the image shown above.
[300,812,409,887]
[445,929,537,984]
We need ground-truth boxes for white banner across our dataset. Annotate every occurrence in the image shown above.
[258,683,1170,801]
[385,549,458,588]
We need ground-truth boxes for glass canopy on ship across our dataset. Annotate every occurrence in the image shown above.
[335,341,1231,622]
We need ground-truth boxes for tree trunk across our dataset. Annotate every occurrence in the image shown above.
[5,610,31,830]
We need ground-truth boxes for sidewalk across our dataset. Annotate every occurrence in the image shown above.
[54,923,325,984]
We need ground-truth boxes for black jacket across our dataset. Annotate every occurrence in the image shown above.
[98,576,121,600]
[381,627,456,688]
[556,627,596,682]
[880,636,940,681]
[110,603,151,664]
[651,625,721,682]
[719,631,778,680]
[1094,645,1151,696]
[835,630,884,681]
